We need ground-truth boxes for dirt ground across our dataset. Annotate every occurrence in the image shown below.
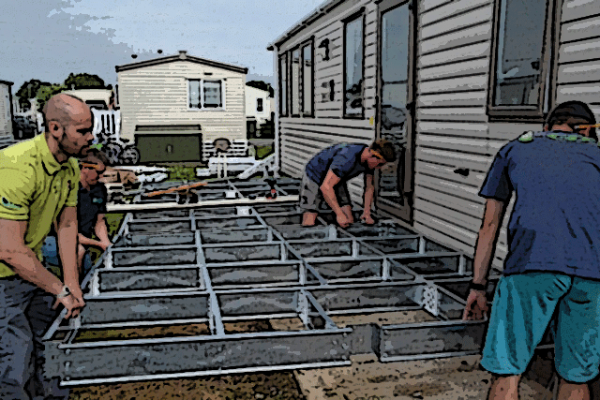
[68,311,557,400]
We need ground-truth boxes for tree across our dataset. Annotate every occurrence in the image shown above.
[247,80,274,98]
[36,84,67,112]
[15,79,51,110]
[64,73,106,90]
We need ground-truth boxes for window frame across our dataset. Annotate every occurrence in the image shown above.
[257,97,264,113]
[487,0,561,122]
[279,54,289,117]
[290,46,302,118]
[301,37,315,118]
[187,78,226,111]
[343,10,366,120]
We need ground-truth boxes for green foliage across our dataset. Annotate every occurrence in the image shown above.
[15,79,51,109]
[64,73,107,90]
[167,165,197,182]
[35,83,67,112]
[256,145,273,160]
[15,73,109,111]
[247,80,274,97]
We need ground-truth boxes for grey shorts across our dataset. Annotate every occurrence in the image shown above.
[299,174,351,212]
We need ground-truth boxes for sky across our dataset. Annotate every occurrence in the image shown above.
[0,0,324,92]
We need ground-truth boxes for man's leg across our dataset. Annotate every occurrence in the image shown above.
[557,380,589,400]
[302,211,318,226]
[27,289,70,400]
[299,174,321,226]
[0,277,38,400]
[488,375,520,400]
[481,273,571,400]
[553,277,600,400]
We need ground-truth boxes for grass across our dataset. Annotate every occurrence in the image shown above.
[165,165,198,182]
[256,145,274,160]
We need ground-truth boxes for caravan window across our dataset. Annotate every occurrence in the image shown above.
[291,48,301,116]
[488,0,558,121]
[344,14,364,118]
[279,55,288,116]
[302,41,314,117]
[188,79,224,110]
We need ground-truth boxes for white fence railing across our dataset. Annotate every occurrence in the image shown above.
[13,109,121,139]
[92,109,120,138]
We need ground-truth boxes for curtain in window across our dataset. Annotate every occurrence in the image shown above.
[204,81,222,108]
[495,0,547,106]
[345,17,363,116]
[189,80,200,108]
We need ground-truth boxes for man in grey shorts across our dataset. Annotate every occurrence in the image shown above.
[300,140,395,228]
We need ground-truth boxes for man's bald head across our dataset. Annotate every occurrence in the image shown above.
[43,93,91,130]
[43,93,95,161]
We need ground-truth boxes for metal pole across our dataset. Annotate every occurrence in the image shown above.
[272,45,280,176]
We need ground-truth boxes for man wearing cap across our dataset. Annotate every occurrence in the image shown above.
[463,100,600,400]
[300,139,396,228]
[0,93,93,399]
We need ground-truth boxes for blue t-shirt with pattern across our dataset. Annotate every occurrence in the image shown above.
[480,131,600,280]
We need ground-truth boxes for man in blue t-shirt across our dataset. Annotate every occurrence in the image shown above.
[463,101,600,400]
[300,140,395,227]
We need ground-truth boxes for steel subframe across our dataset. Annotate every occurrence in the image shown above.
[45,184,509,384]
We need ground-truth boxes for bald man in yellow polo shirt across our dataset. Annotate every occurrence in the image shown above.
[0,93,94,400]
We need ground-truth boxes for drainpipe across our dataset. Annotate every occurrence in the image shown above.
[272,44,280,177]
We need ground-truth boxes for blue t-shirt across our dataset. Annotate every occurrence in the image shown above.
[480,131,600,280]
[305,144,373,185]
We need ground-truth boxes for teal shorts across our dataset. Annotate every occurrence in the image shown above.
[481,272,600,383]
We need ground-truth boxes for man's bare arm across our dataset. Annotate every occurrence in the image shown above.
[320,170,344,217]
[362,174,375,216]
[463,198,507,320]
[56,207,81,293]
[94,214,111,247]
[0,219,64,295]
[78,233,99,248]
[473,198,507,285]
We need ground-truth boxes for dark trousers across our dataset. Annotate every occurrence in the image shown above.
[0,276,69,400]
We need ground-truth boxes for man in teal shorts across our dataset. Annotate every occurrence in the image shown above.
[463,101,600,400]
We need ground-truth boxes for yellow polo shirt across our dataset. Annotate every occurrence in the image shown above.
[0,134,79,278]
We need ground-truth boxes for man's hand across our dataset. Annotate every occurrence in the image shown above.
[462,289,489,321]
[69,284,85,306]
[52,291,85,319]
[360,213,375,225]
[336,213,351,228]
[99,240,112,252]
